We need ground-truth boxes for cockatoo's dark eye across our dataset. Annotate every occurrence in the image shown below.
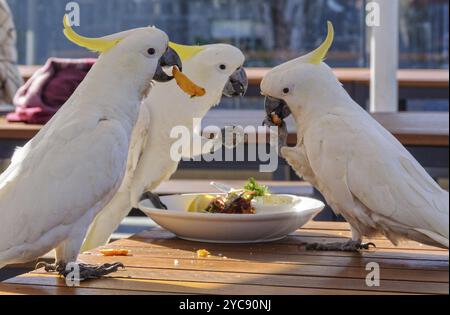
[283,88,290,94]
[219,64,227,70]
[147,48,156,55]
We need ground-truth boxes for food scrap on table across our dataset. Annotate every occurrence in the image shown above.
[99,249,130,256]
[173,66,206,98]
[196,249,211,258]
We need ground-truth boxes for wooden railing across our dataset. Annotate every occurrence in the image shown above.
[19,65,449,88]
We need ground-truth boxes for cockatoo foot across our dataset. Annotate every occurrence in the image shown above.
[140,191,167,209]
[304,240,376,252]
[37,261,124,281]
[36,261,64,273]
[72,262,124,280]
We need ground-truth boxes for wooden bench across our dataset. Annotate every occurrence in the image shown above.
[20,66,449,89]
[1,112,448,180]
[19,65,449,108]
[1,111,448,146]
[246,68,450,88]
[1,221,448,295]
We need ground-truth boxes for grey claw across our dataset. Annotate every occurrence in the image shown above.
[303,240,377,252]
[74,262,125,281]
[361,242,376,249]
[141,191,167,210]
[36,262,55,272]
[35,261,47,270]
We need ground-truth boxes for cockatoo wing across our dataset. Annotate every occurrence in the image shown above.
[301,111,449,248]
[345,112,449,246]
[126,105,151,183]
[0,115,129,264]
[81,105,151,251]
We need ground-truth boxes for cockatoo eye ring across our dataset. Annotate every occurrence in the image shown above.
[283,88,290,94]
[147,48,156,55]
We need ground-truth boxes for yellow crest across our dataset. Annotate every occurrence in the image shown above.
[169,42,204,61]
[63,15,122,53]
[308,21,335,65]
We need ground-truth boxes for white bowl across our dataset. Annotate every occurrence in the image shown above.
[251,194,302,213]
[138,193,324,244]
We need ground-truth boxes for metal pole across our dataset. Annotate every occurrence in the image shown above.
[25,0,36,65]
[369,0,399,113]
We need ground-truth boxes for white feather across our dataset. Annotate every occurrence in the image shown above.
[262,60,449,249]
[82,44,246,251]
[0,27,169,268]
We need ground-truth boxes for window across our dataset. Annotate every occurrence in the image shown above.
[8,0,449,68]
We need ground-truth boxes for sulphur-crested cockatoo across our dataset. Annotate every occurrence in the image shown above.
[0,16,183,279]
[81,43,247,251]
[262,22,449,251]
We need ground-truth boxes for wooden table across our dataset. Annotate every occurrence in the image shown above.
[0,222,448,295]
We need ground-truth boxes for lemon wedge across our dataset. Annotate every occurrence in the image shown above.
[188,195,216,212]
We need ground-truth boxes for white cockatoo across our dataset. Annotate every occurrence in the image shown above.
[262,22,449,251]
[81,43,247,251]
[0,16,183,279]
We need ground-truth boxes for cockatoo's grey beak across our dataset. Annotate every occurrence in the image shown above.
[223,67,248,97]
[153,47,182,82]
[263,96,291,127]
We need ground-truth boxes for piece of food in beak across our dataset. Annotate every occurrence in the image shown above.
[270,112,283,127]
[263,96,291,126]
[173,66,206,98]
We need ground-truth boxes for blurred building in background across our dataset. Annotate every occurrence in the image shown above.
[7,0,449,111]
[8,0,449,68]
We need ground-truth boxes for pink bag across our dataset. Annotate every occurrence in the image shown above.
[7,58,96,124]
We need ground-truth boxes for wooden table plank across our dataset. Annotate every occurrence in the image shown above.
[77,247,447,285]
[25,267,446,295]
[2,222,448,295]
[4,273,407,295]
[87,242,449,272]
[0,117,42,140]
[133,229,448,252]
[102,233,450,259]
[0,282,159,295]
